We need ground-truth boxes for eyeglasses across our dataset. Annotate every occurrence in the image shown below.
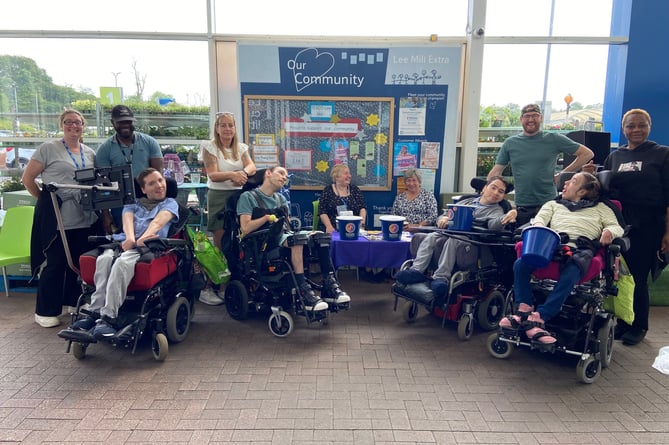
[521,113,542,120]
[216,111,234,117]
[63,119,84,126]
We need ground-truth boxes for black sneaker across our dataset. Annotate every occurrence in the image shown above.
[92,319,117,339]
[70,316,97,331]
[299,283,328,311]
[621,327,647,346]
[430,279,449,298]
[322,275,351,305]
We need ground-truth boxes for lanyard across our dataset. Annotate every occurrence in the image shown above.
[335,185,349,205]
[61,138,85,170]
[116,134,134,165]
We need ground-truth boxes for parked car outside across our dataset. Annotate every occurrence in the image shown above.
[5,147,36,169]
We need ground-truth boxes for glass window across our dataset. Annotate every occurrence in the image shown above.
[486,0,613,37]
[480,44,608,122]
[213,0,468,36]
[1,38,209,140]
[1,0,207,33]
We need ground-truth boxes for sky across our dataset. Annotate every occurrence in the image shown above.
[2,0,614,110]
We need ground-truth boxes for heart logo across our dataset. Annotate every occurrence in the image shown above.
[292,48,335,92]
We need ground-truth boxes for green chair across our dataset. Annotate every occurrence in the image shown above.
[0,206,35,296]
[312,200,320,230]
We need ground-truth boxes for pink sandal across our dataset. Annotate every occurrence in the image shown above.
[499,303,535,329]
[524,312,556,344]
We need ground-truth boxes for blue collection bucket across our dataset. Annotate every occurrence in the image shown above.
[380,215,406,241]
[337,215,362,240]
[521,226,560,268]
[447,204,475,231]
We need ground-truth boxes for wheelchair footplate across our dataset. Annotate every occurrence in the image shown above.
[57,328,97,344]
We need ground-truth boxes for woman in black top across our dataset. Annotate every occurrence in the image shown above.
[318,164,367,233]
[605,108,669,346]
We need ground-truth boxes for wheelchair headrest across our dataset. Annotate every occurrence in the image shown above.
[556,171,576,192]
[470,177,514,194]
[596,170,612,195]
[242,169,266,191]
[134,177,179,199]
[557,170,612,196]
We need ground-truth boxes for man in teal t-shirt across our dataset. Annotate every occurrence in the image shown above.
[487,103,594,226]
[96,105,164,232]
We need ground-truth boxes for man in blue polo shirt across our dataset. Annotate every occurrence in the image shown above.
[96,105,164,232]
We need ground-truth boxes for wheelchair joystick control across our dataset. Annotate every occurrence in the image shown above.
[269,214,277,223]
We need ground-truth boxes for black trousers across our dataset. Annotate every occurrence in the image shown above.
[35,227,94,317]
[516,205,542,227]
[621,206,665,331]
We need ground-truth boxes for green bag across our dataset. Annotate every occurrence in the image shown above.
[187,226,230,285]
[604,256,635,325]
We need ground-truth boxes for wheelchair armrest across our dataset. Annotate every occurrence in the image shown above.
[143,237,187,251]
[242,228,272,241]
[611,236,630,253]
[143,238,171,251]
[88,235,116,244]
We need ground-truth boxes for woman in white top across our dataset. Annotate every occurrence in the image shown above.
[201,112,256,251]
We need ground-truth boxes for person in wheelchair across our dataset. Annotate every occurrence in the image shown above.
[395,176,516,296]
[236,166,350,311]
[501,172,624,344]
[69,168,180,338]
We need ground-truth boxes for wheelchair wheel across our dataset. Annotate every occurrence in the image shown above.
[399,259,414,271]
[224,280,249,320]
[457,313,474,340]
[401,300,420,323]
[268,311,294,338]
[487,332,514,359]
[188,292,197,318]
[476,290,505,331]
[166,296,191,343]
[576,355,601,384]
[71,342,87,360]
[597,318,614,368]
[152,333,169,361]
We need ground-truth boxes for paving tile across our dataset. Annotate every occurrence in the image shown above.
[0,277,667,444]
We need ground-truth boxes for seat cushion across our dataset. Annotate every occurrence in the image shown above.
[79,249,178,291]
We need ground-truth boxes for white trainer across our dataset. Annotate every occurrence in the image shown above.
[35,314,61,328]
[198,288,224,306]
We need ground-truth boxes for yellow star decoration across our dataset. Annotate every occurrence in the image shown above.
[374,132,388,145]
[316,160,329,173]
[278,128,286,139]
[330,114,341,123]
[366,114,380,126]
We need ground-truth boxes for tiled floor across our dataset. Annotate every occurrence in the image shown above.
[1,271,668,444]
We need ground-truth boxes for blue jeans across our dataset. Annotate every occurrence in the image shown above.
[513,258,583,321]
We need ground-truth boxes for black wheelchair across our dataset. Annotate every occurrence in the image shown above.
[219,171,349,338]
[486,170,629,383]
[57,171,204,361]
[391,178,517,339]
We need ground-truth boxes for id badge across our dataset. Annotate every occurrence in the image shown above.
[336,204,348,215]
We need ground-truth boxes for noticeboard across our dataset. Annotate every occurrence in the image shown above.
[243,95,394,191]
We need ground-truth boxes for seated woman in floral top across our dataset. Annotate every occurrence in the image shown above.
[392,168,438,226]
